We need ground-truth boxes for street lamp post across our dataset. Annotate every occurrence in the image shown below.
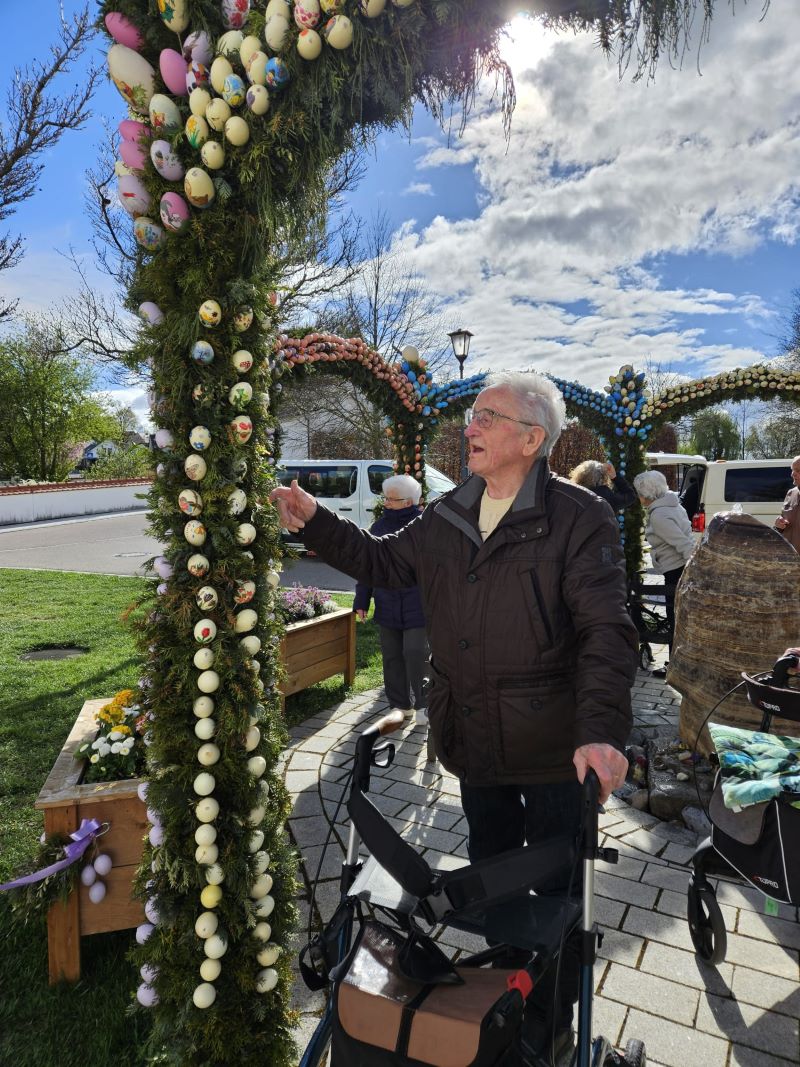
[448,329,473,481]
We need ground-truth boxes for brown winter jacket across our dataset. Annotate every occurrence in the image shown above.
[300,458,638,786]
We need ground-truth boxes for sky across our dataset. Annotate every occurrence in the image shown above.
[3,1,800,430]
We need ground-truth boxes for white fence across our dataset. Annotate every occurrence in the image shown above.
[0,479,152,526]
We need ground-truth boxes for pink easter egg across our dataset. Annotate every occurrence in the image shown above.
[149,139,184,182]
[159,48,188,96]
[184,30,212,66]
[117,174,151,217]
[138,302,163,325]
[159,192,191,234]
[105,12,143,50]
[119,139,148,172]
[119,119,150,142]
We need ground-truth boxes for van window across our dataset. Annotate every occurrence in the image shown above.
[278,464,357,498]
[426,467,456,496]
[367,464,393,494]
[724,466,792,503]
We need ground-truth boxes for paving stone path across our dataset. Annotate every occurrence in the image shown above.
[282,666,800,1067]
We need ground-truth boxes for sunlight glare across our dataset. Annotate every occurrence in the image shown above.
[500,13,554,75]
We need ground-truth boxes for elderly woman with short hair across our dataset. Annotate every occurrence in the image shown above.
[633,469,696,678]
[569,459,636,511]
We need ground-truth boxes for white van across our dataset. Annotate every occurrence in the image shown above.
[646,453,793,530]
[276,459,456,531]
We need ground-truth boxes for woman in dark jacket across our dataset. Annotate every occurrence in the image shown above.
[354,474,428,721]
[570,459,636,511]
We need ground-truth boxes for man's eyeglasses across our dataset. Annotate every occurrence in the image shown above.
[465,407,536,430]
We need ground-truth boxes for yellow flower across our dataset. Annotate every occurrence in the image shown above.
[116,724,132,737]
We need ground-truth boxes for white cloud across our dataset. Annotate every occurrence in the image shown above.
[402,181,434,196]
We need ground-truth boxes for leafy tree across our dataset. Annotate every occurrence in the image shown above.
[684,408,741,460]
[0,6,100,321]
[90,445,153,481]
[745,414,800,458]
[0,325,117,481]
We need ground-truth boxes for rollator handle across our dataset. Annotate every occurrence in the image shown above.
[770,653,799,689]
[373,709,407,736]
[353,709,406,792]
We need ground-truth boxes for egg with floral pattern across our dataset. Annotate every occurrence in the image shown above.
[187,553,210,577]
[194,618,217,643]
[148,93,181,133]
[229,415,253,444]
[185,455,208,481]
[198,299,222,328]
[185,114,210,149]
[222,74,247,107]
[232,349,253,373]
[222,0,250,29]
[233,307,254,332]
[133,217,166,251]
[159,192,191,234]
[150,139,184,181]
[228,382,253,407]
[196,586,219,611]
[184,519,207,546]
[235,579,256,604]
[294,0,321,27]
[186,62,210,92]
[191,339,215,364]
[107,44,156,114]
[157,0,189,32]
[184,167,216,209]
[246,84,270,115]
[189,425,212,451]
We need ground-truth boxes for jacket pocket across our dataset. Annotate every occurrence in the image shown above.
[527,569,555,649]
[426,662,465,777]
[495,674,574,777]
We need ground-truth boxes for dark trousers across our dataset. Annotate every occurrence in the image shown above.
[378,625,428,710]
[460,780,583,1031]
[663,565,685,657]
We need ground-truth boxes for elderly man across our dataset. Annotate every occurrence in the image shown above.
[271,371,637,1065]
[774,456,800,552]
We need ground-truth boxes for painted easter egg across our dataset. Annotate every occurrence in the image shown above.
[159,48,188,95]
[159,192,191,234]
[105,12,143,49]
[189,87,212,117]
[119,118,150,142]
[192,384,206,401]
[217,30,244,57]
[184,167,216,209]
[184,30,213,66]
[184,519,207,546]
[224,116,250,146]
[227,488,248,515]
[222,0,250,30]
[200,141,225,170]
[294,0,321,28]
[138,301,164,325]
[235,579,256,604]
[107,45,155,114]
[265,57,290,89]
[187,553,210,577]
[246,84,270,115]
[239,34,262,67]
[246,51,268,87]
[228,382,253,406]
[324,14,353,48]
[266,0,291,18]
[150,139,184,181]
[264,14,290,51]
[321,0,343,11]
[186,62,210,92]
[185,114,210,149]
[229,415,253,444]
[196,586,219,611]
[157,0,189,32]
[179,488,203,515]
[360,0,386,11]
[191,339,215,364]
[194,618,217,644]
[115,160,133,177]
[199,299,222,328]
[149,93,181,133]
[222,74,247,107]
[233,307,254,332]
[189,425,212,451]
[209,56,233,94]
[185,455,208,482]
[134,217,166,251]
[205,98,232,131]
[297,29,322,60]
[119,140,148,171]
[236,524,257,546]
[232,349,253,373]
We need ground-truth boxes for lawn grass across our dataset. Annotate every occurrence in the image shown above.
[0,569,383,1067]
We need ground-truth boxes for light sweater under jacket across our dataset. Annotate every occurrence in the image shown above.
[644,492,695,574]
[299,459,638,786]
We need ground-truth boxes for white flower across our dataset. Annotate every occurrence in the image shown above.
[109,731,124,741]
[322,600,337,613]
[111,742,122,754]
[99,743,111,757]
[91,739,102,750]
[90,754,100,764]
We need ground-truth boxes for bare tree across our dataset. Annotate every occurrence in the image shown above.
[0,5,101,320]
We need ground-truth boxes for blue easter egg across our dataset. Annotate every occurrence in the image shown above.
[422,405,430,415]
[192,339,215,364]
[265,57,290,89]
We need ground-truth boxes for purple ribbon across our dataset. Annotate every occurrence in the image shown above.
[0,818,102,892]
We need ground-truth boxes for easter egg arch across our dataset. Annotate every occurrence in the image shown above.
[98,1,764,1064]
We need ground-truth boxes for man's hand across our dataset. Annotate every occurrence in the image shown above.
[269,480,318,532]
[776,515,790,531]
[573,742,629,804]
[781,648,800,675]
[355,609,368,622]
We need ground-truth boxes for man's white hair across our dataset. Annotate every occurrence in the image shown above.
[483,371,566,457]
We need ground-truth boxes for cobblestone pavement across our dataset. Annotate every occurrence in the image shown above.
[282,666,800,1067]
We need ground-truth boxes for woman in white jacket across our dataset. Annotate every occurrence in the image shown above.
[633,469,696,678]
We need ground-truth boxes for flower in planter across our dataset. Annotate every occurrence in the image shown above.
[77,690,147,782]
[277,584,339,625]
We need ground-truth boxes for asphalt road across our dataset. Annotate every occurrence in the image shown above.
[0,510,357,592]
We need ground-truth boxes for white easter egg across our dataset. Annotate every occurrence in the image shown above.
[324,13,353,48]
[192,983,217,1009]
[265,569,281,589]
[239,34,262,66]
[232,349,253,373]
[197,671,220,694]
[149,93,182,133]
[253,920,272,941]
[205,98,232,131]
[249,872,272,899]
[118,174,151,216]
[189,87,212,116]
[264,14,290,51]
[198,742,221,765]
[233,306,254,332]
[248,755,267,778]
[217,30,244,57]
[245,725,261,751]
[194,911,219,939]
[227,488,248,515]
[189,425,212,451]
[195,843,218,864]
[179,488,203,515]
[204,932,228,959]
[187,553,210,577]
[193,647,215,669]
[209,56,233,94]
[196,585,219,611]
[253,850,271,874]
[81,864,97,887]
[184,167,216,209]
[257,942,281,967]
[229,415,253,444]
[246,51,268,86]
[136,923,155,944]
[193,772,216,797]
[240,634,261,655]
[185,455,208,482]
[196,796,220,822]
[266,0,291,18]
[195,823,217,845]
[195,716,216,740]
[297,29,322,60]
[200,141,226,170]
[246,84,270,115]
[235,523,257,547]
[224,116,250,146]
[294,0,321,28]
[107,44,156,114]
[138,301,164,325]
[249,830,265,853]
[194,695,215,717]
[198,298,222,327]
[133,217,166,251]
[248,804,266,827]
[89,881,107,904]
[228,382,253,408]
[256,968,279,993]
[254,895,275,919]
[200,958,221,982]
[184,519,207,546]
[158,0,189,31]
[205,862,225,885]
[194,618,217,644]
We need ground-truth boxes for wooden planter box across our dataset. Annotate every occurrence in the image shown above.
[34,698,147,984]
[278,607,356,707]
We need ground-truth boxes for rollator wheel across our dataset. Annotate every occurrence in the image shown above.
[687,883,727,965]
[638,643,653,670]
[622,1038,646,1067]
